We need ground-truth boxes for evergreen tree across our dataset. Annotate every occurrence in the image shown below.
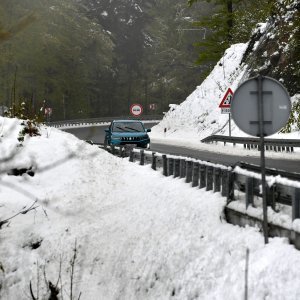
[187,0,275,75]
[143,0,209,112]
[0,0,114,120]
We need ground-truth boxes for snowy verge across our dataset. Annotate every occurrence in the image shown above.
[1,117,300,299]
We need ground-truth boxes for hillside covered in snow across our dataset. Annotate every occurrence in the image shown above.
[151,0,299,141]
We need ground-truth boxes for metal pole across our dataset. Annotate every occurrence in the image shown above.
[257,75,268,244]
[244,248,249,300]
[229,113,231,136]
[63,94,66,120]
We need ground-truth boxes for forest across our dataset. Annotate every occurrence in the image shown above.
[0,0,298,121]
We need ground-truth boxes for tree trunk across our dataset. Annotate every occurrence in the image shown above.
[226,0,233,42]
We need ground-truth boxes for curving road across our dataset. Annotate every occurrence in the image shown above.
[64,124,300,174]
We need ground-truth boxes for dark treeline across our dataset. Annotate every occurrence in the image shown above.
[0,0,211,120]
[1,0,298,121]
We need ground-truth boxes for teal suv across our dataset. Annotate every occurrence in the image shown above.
[104,120,151,149]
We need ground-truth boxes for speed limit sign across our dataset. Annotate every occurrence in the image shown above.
[130,104,143,117]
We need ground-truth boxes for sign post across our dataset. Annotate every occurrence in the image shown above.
[44,107,52,124]
[219,88,233,136]
[231,75,291,244]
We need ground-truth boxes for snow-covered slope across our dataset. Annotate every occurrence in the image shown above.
[1,117,300,299]
[151,41,299,142]
[151,43,249,140]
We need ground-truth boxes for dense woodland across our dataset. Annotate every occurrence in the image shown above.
[0,0,299,121]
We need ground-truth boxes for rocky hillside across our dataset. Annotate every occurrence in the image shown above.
[242,0,300,96]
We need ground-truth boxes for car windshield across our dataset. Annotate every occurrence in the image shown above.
[112,122,144,132]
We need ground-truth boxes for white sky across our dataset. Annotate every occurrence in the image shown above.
[0,42,300,299]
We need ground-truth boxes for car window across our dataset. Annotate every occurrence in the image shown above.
[112,122,144,132]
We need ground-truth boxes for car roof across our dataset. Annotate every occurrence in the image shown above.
[112,120,143,123]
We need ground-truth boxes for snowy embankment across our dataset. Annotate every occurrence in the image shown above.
[150,43,300,147]
[1,117,300,299]
[151,43,249,140]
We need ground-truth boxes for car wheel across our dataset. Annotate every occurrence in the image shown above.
[104,139,108,150]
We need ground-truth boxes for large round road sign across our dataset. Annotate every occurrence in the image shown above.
[231,76,291,137]
[130,103,143,117]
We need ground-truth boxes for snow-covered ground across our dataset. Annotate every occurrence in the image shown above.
[1,38,300,299]
[1,117,300,300]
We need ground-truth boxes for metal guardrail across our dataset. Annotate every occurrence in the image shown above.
[127,147,300,214]
[201,135,300,152]
[236,162,300,182]
[49,115,163,128]
[107,146,300,218]
[102,144,300,248]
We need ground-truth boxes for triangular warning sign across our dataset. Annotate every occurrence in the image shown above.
[219,88,234,108]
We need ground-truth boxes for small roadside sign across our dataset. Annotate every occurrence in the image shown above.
[149,103,157,110]
[219,88,233,108]
[45,107,52,115]
[130,103,143,117]
[221,107,231,114]
[219,88,234,135]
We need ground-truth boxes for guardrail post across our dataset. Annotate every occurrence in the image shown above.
[162,155,168,176]
[292,188,300,220]
[168,158,174,176]
[186,161,193,183]
[174,159,180,178]
[140,149,145,165]
[221,169,228,197]
[129,150,134,162]
[266,184,276,210]
[213,168,221,193]
[180,159,186,178]
[199,164,206,189]
[206,166,213,191]
[245,177,254,208]
[111,146,115,155]
[151,152,156,170]
[156,156,162,169]
[227,170,235,202]
[120,146,125,158]
[192,162,200,187]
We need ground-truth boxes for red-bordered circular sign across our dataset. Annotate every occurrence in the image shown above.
[130,103,143,117]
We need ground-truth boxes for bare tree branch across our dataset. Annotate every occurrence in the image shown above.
[29,281,37,300]
[0,199,38,229]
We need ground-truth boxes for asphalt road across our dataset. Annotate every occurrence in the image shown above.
[64,124,300,174]
[64,122,157,144]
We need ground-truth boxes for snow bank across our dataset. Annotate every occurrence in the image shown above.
[1,116,300,299]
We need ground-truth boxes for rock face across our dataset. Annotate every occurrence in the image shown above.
[242,0,300,96]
